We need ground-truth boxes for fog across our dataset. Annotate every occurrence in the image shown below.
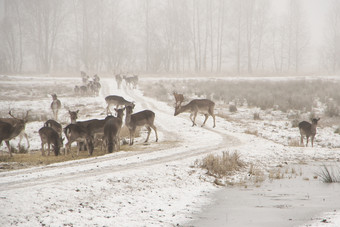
[0,0,338,75]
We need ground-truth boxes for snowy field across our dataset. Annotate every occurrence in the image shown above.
[0,75,340,226]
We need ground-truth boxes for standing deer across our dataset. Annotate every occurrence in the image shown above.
[104,108,125,153]
[0,111,29,156]
[174,99,216,128]
[0,111,30,149]
[105,95,134,115]
[115,74,123,89]
[299,118,320,147]
[51,94,61,120]
[125,105,158,145]
[64,123,92,156]
[39,126,63,156]
[173,92,184,107]
[68,110,79,123]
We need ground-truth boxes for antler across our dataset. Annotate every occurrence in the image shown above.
[8,110,19,120]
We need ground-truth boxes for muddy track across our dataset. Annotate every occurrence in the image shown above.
[0,79,241,191]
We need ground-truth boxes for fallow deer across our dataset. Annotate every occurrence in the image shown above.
[39,126,63,156]
[51,94,61,121]
[105,95,135,115]
[173,92,184,107]
[44,119,62,137]
[174,99,216,128]
[0,111,30,150]
[125,106,158,145]
[64,123,92,156]
[104,108,125,153]
[0,110,29,156]
[115,74,123,89]
[299,118,320,147]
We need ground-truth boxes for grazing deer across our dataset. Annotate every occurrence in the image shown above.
[174,99,216,128]
[0,111,29,156]
[104,108,125,153]
[115,74,123,89]
[64,123,92,156]
[173,92,184,107]
[44,119,62,137]
[86,119,107,154]
[299,118,320,147]
[51,94,61,120]
[125,106,158,145]
[105,95,135,115]
[39,126,63,156]
[0,111,30,149]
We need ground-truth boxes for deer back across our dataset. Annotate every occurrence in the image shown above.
[44,119,62,135]
[129,110,155,127]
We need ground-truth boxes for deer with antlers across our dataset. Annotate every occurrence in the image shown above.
[173,92,184,107]
[174,99,216,128]
[0,110,29,156]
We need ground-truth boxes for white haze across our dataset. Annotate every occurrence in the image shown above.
[0,0,338,75]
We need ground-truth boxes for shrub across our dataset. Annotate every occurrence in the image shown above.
[325,101,339,117]
[196,151,245,178]
[316,165,340,183]
[253,112,260,120]
[229,104,237,112]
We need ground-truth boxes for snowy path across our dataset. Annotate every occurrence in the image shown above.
[0,78,241,226]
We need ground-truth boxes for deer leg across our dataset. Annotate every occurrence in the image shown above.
[202,114,209,127]
[129,128,135,145]
[106,104,112,115]
[311,136,314,147]
[192,112,198,126]
[41,142,45,156]
[151,125,158,142]
[145,126,151,143]
[47,143,51,156]
[306,136,309,147]
[212,114,216,128]
[5,141,12,157]
[24,132,30,149]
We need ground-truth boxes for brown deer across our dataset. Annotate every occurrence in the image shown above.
[115,74,123,89]
[174,99,216,128]
[0,111,30,149]
[64,123,92,156]
[104,108,125,153]
[68,110,79,124]
[51,94,61,120]
[299,118,320,147]
[0,111,29,156]
[125,106,158,145]
[44,119,62,137]
[173,92,184,107]
[105,95,134,115]
[39,126,63,156]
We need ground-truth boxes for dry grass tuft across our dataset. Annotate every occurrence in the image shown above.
[196,151,245,178]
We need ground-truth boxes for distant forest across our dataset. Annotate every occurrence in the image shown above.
[0,0,339,75]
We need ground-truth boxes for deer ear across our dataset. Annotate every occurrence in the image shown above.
[76,110,79,113]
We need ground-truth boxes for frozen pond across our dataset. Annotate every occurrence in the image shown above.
[189,162,340,227]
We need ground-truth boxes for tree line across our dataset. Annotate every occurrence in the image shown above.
[0,0,339,75]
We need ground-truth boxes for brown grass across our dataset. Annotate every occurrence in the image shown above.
[196,151,245,178]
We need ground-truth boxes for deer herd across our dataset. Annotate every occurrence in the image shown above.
[0,74,322,157]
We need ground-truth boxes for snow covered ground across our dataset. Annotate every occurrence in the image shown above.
[0,75,340,226]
